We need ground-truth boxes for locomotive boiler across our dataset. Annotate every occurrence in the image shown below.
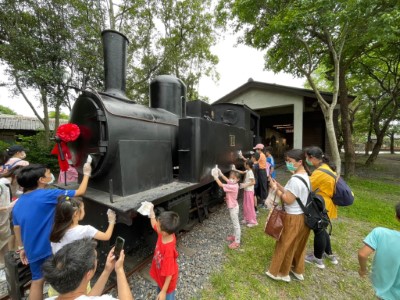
[64,30,260,261]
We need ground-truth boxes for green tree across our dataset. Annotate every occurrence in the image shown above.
[0,105,17,115]
[0,0,104,144]
[217,0,399,176]
[1,0,219,129]
[105,0,219,103]
[353,42,400,164]
[49,111,69,120]
[19,132,59,172]
[387,121,400,154]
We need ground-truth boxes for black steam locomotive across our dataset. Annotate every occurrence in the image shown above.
[65,30,260,261]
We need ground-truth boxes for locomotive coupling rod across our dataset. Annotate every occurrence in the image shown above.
[109,179,114,203]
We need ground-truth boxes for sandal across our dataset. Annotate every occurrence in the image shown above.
[226,235,235,242]
[228,242,240,249]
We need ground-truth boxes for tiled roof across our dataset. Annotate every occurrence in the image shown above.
[0,114,68,131]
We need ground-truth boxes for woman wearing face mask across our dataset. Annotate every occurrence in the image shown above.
[265,149,311,282]
[304,146,338,269]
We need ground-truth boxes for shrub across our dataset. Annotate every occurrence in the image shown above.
[18,132,59,173]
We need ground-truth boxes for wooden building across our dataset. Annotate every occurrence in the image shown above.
[214,79,350,158]
[0,114,67,143]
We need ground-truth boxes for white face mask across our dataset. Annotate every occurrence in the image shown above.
[47,173,55,185]
[229,179,236,183]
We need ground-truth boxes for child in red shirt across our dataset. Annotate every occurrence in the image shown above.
[149,209,180,300]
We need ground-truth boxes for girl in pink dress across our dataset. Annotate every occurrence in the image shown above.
[240,160,258,227]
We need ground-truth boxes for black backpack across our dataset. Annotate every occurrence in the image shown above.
[317,168,354,206]
[293,175,332,234]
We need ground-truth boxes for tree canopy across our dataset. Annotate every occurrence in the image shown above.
[107,0,219,103]
[0,104,17,115]
[0,0,220,131]
[217,0,400,173]
[351,39,400,164]
[0,0,104,143]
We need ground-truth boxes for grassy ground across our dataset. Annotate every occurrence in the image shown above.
[199,154,400,300]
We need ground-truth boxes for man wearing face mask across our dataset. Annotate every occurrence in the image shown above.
[12,163,92,300]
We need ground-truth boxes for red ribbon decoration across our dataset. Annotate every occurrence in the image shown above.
[51,123,80,171]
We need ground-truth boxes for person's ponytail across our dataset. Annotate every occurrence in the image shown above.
[50,196,82,243]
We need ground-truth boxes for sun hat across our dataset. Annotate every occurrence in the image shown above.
[253,143,264,150]
[7,145,27,155]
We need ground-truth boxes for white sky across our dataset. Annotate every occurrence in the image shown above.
[198,35,305,102]
[0,34,306,117]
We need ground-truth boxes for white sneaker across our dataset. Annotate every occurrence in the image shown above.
[280,275,291,282]
[265,271,280,281]
[290,270,304,281]
[305,253,326,269]
[266,271,291,282]
[323,253,339,265]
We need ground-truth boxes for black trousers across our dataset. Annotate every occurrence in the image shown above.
[313,228,332,259]
[257,168,268,200]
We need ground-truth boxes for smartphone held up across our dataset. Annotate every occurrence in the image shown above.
[114,236,125,260]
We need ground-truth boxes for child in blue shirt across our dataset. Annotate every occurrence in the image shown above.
[358,202,400,300]
[265,146,276,179]
[12,163,91,300]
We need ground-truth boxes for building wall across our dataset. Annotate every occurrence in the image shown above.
[226,88,301,108]
[217,89,304,148]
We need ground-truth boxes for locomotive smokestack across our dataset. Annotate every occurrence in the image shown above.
[101,30,130,100]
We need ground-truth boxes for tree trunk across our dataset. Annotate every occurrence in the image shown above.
[339,68,355,177]
[108,0,115,30]
[40,89,51,147]
[14,76,45,126]
[333,109,343,152]
[390,132,395,154]
[365,132,372,156]
[305,72,341,174]
[365,131,384,166]
[325,109,341,173]
[55,101,61,131]
[365,106,374,156]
